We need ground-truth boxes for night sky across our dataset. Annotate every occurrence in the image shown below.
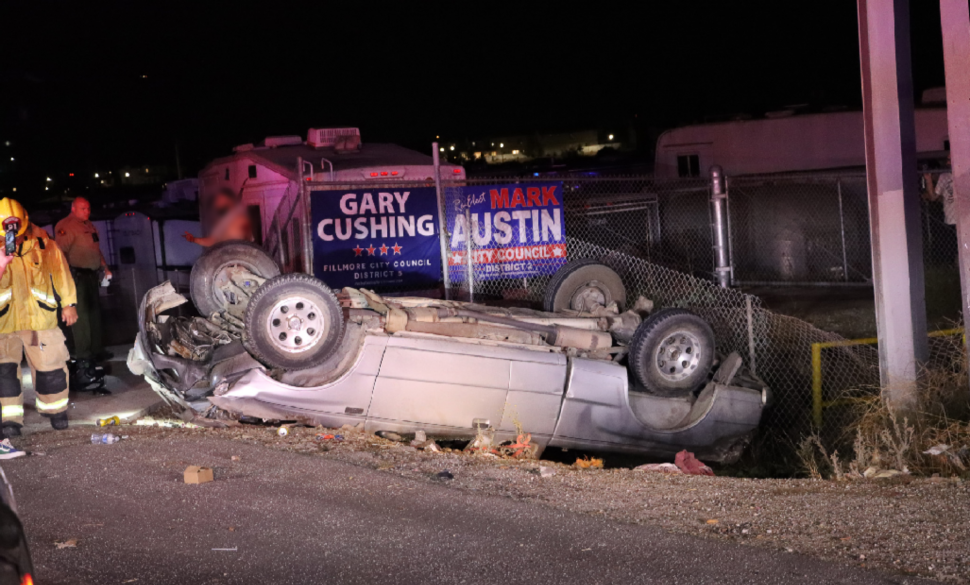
[0,1,950,187]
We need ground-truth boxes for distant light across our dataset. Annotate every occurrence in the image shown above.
[512,150,519,155]
[608,134,614,141]
[449,146,455,151]
[439,147,445,152]
[8,157,12,162]
[499,143,504,148]
[491,143,494,146]
[436,135,440,139]
[533,173,539,177]
[46,177,51,182]
[11,188,15,192]
[69,173,74,177]
[452,169,461,174]
[125,172,130,177]
[3,141,9,147]
[100,180,105,184]
[44,187,48,191]
[141,75,148,79]
[94,173,99,178]
[145,168,149,173]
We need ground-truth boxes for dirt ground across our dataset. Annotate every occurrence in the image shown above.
[18,422,967,583]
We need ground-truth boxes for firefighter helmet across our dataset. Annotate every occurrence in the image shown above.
[0,198,28,238]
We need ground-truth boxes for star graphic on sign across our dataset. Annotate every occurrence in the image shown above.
[379,243,389,255]
[352,245,363,257]
[451,252,463,264]
[392,242,403,255]
[366,244,376,256]
[552,245,564,257]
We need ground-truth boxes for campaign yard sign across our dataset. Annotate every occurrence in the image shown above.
[447,182,567,281]
[311,188,442,289]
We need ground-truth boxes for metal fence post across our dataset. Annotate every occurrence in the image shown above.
[709,166,731,288]
[836,178,849,282]
[432,143,452,300]
[464,207,475,302]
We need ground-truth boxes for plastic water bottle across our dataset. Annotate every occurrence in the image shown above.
[91,433,120,445]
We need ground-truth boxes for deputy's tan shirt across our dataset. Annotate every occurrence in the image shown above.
[54,214,104,270]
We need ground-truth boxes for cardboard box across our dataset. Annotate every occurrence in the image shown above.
[184,466,214,484]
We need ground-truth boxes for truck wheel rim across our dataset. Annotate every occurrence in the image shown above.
[655,330,702,382]
[266,295,326,353]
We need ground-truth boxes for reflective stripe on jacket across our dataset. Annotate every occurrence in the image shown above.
[0,237,77,333]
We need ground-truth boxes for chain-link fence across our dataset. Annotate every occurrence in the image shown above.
[284,170,961,458]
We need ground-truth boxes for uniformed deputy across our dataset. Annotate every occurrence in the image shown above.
[0,199,78,437]
[55,197,112,368]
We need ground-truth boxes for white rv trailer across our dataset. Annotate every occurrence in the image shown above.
[197,128,464,245]
[655,105,949,178]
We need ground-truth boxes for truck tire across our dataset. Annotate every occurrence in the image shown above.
[242,273,344,370]
[628,309,715,397]
[543,259,627,313]
[190,240,280,317]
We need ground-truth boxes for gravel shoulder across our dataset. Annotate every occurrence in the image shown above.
[14,423,969,583]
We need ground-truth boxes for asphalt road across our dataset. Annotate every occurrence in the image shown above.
[2,434,929,585]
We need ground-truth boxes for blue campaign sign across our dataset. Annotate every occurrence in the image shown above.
[311,188,442,289]
[447,182,567,281]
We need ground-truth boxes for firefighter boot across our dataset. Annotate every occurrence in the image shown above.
[1,423,21,438]
[49,412,68,431]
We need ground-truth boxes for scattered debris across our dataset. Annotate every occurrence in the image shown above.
[498,433,538,459]
[377,431,404,442]
[96,416,121,427]
[414,430,427,443]
[538,466,557,478]
[91,433,120,445]
[314,434,344,442]
[54,539,78,549]
[675,450,714,476]
[211,547,238,552]
[277,427,289,438]
[29,451,46,457]
[184,466,214,484]
[231,456,240,462]
[706,519,719,525]
[424,442,440,453]
[573,456,604,470]
[435,470,454,480]
[635,463,683,474]
[922,444,967,470]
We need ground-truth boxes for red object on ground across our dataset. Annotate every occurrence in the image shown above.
[674,450,715,476]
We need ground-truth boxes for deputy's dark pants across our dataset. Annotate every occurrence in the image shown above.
[71,269,102,360]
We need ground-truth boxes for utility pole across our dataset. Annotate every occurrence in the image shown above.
[939,0,970,396]
[857,0,928,412]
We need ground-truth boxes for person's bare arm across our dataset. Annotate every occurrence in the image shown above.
[183,232,216,247]
[922,173,939,201]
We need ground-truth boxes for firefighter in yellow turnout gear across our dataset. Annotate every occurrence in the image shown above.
[0,199,78,437]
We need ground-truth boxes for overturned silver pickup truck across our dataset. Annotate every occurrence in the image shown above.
[129,241,767,463]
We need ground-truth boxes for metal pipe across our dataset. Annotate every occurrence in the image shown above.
[432,143,451,299]
[319,158,334,182]
[836,178,849,282]
[745,296,758,377]
[297,158,314,275]
[464,206,474,302]
[709,165,731,288]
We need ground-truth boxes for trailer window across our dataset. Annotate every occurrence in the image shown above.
[248,165,257,179]
[677,154,700,177]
